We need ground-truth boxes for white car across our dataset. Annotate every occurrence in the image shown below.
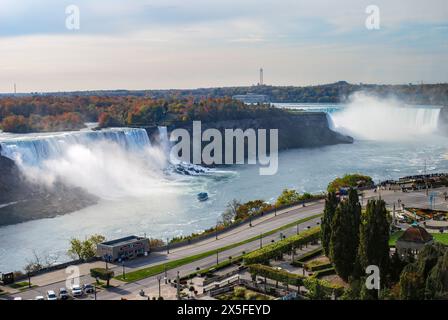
[46,290,58,300]
[35,296,45,300]
[13,297,22,300]
[71,285,83,297]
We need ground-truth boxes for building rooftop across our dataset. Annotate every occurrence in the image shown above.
[100,235,146,247]
[398,225,433,243]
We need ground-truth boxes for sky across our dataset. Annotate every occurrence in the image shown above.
[0,0,447,93]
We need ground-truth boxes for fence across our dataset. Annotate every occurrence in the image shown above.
[152,197,325,252]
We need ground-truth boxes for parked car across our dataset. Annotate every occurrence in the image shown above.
[13,297,22,300]
[83,284,94,294]
[46,290,58,300]
[59,288,69,300]
[35,296,45,300]
[71,285,83,297]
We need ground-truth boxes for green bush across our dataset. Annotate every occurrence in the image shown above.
[313,267,337,278]
[303,277,344,299]
[327,174,373,193]
[90,268,114,287]
[307,262,333,272]
[294,247,324,264]
[244,226,321,265]
[248,264,304,286]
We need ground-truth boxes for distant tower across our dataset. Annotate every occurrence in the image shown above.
[259,68,264,86]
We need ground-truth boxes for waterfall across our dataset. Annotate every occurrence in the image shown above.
[328,93,442,141]
[157,126,171,155]
[0,128,152,166]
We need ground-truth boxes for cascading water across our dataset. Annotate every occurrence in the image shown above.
[0,128,152,166]
[0,127,175,199]
[328,93,442,141]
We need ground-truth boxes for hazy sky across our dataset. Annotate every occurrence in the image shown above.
[0,0,447,92]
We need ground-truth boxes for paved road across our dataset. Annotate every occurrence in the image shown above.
[6,186,448,300]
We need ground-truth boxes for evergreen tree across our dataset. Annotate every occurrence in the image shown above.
[321,192,338,256]
[348,188,362,278]
[399,263,425,300]
[330,200,357,281]
[425,251,448,299]
[358,200,390,281]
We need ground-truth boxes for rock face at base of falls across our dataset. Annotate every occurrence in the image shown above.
[0,146,98,227]
[165,112,353,164]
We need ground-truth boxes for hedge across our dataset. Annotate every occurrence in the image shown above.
[312,267,336,278]
[303,277,344,298]
[294,247,323,263]
[243,226,321,265]
[248,264,304,286]
[306,262,333,272]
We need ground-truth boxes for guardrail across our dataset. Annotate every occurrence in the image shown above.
[152,197,325,253]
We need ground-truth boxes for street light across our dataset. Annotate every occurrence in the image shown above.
[122,261,126,280]
[164,264,168,284]
[259,233,263,249]
[157,276,162,298]
[167,238,170,254]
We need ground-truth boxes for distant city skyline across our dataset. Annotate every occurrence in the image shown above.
[0,0,447,93]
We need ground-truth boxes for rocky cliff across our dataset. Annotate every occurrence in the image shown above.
[164,112,353,164]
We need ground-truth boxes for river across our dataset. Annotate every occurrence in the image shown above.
[0,101,447,272]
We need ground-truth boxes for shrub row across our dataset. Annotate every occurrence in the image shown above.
[312,267,336,278]
[306,262,333,272]
[303,277,344,298]
[243,226,321,265]
[247,264,304,286]
[295,247,323,263]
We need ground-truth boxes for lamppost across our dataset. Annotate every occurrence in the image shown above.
[94,282,97,301]
[176,271,180,300]
[215,222,219,240]
[216,250,219,265]
[164,264,168,284]
[157,276,162,298]
[259,233,263,249]
[122,261,126,280]
[167,238,170,254]
[296,222,299,235]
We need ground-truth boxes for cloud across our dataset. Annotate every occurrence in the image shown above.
[0,0,447,91]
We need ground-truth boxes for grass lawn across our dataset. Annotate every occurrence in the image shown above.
[389,231,448,246]
[9,281,31,289]
[116,213,323,282]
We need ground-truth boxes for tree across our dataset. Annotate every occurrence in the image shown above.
[90,268,114,287]
[358,200,390,281]
[220,199,241,225]
[399,263,425,300]
[67,234,106,261]
[321,192,338,256]
[347,188,362,278]
[425,251,448,299]
[276,189,300,206]
[329,199,358,281]
[67,238,83,260]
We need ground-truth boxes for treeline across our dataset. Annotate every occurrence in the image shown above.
[146,82,448,105]
[31,81,448,104]
[0,95,285,133]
